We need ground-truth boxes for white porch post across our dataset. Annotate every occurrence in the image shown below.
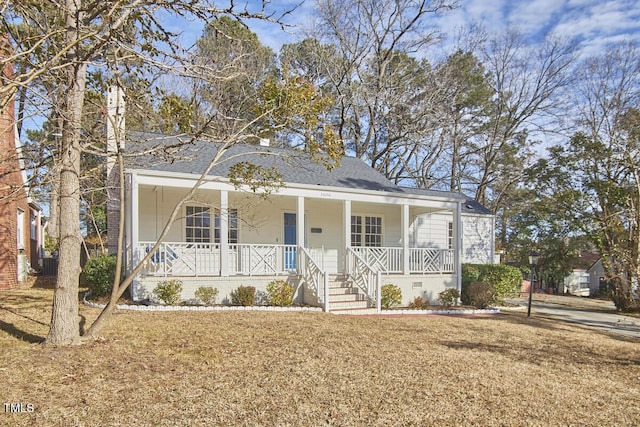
[128,172,139,296]
[401,204,410,275]
[343,199,351,271]
[296,196,305,248]
[130,173,138,266]
[455,200,463,292]
[220,190,229,277]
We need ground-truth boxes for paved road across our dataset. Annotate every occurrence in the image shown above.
[505,297,640,339]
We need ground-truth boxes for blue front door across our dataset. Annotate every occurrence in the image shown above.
[284,213,297,270]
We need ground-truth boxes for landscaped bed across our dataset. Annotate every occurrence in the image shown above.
[1,280,638,426]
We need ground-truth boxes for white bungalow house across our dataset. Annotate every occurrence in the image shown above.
[563,252,606,297]
[106,93,495,313]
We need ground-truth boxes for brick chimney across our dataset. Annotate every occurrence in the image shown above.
[0,36,30,288]
[106,85,125,255]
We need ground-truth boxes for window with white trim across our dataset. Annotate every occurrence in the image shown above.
[186,206,211,243]
[579,275,590,289]
[448,221,454,250]
[214,208,238,244]
[351,216,362,246]
[351,215,382,247]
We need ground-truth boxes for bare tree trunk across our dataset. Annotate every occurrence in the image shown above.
[82,148,125,338]
[48,166,60,240]
[45,0,87,346]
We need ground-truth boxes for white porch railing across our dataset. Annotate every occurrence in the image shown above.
[135,243,455,278]
[137,242,220,276]
[351,246,454,274]
[350,247,403,273]
[299,247,329,312]
[137,242,297,276]
[346,247,381,312]
[232,244,297,275]
[409,248,455,273]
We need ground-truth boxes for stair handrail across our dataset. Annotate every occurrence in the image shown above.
[299,246,329,312]
[346,247,381,311]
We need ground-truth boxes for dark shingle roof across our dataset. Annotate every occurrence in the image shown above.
[125,132,492,215]
[127,132,399,192]
[398,187,493,215]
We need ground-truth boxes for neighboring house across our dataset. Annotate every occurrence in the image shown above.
[0,55,44,289]
[107,90,495,312]
[563,251,604,297]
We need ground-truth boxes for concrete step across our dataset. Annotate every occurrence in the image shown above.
[328,286,361,296]
[329,293,367,303]
[330,307,378,315]
[328,299,370,310]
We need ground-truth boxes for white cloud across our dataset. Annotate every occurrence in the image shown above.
[508,0,567,35]
[161,0,640,57]
[550,0,640,54]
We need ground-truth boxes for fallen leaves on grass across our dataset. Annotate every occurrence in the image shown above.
[0,285,638,426]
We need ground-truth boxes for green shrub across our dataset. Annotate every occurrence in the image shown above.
[466,282,494,309]
[83,255,116,298]
[461,264,521,305]
[231,285,256,306]
[194,286,219,305]
[266,280,295,306]
[408,296,430,309]
[381,284,402,309]
[438,288,460,307]
[153,280,183,305]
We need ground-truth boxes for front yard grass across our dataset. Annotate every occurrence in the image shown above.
[1,283,638,426]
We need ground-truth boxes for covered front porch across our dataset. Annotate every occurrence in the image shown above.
[124,171,463,311]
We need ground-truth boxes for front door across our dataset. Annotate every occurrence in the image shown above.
[284,213,297,270]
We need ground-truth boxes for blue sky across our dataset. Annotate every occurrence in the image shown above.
[162,0,640,57]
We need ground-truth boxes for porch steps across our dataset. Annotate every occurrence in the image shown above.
[327,274,372,313]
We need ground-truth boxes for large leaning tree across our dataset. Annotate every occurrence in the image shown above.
[1,0,333,345]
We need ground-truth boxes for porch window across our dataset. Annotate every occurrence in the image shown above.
[351,215,382,247]
[448,221,454,250]
[186,206,211,242]
[214,208,238,244]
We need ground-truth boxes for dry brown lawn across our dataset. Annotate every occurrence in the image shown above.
[1,281,639,426]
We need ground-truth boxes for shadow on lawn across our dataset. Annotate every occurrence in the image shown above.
[439,314,639,368]
[0,317,45,344]
[501,310,640,345]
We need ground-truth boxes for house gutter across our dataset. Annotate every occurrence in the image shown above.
[126,168,466,207]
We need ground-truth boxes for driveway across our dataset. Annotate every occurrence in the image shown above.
[505,295,640,339]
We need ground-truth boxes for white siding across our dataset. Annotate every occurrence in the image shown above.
[461,215,494,264]
[411,212,450,249]
[412,212,494,264]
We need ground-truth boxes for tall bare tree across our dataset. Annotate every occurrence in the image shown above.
[310,0,457,170]
[568,42,640,310]
[2,0,293,345]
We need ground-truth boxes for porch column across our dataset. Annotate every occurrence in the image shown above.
[130,173,139,266]
[220,190,229,277]
[455,200,463,292]
[296,196,305,248]
[401,204,410,275]
[127,173,139,297]
[343,199,351,248]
